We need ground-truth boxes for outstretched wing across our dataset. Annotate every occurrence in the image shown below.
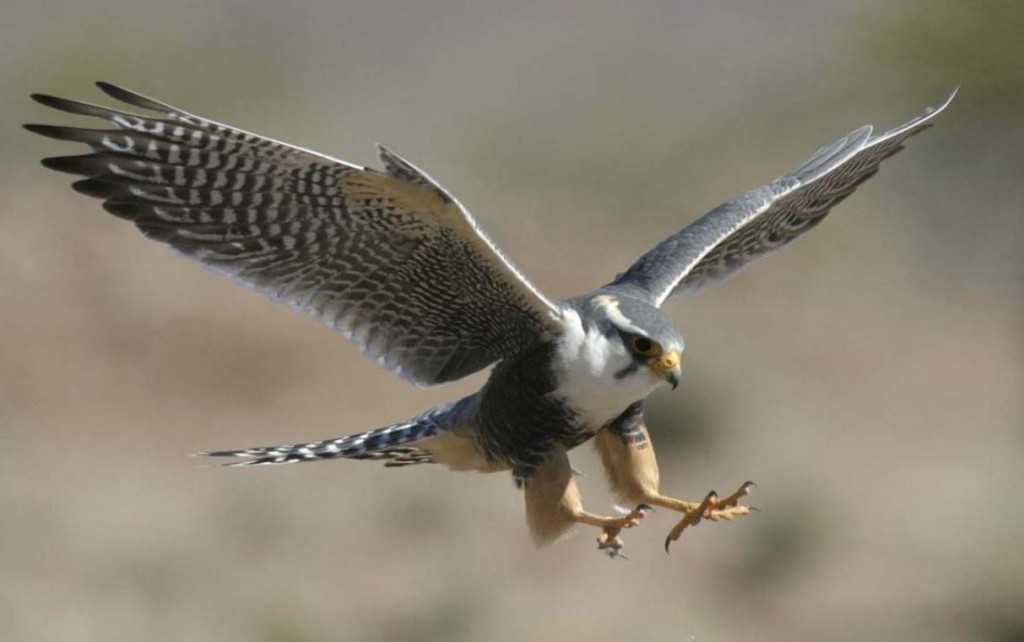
[26,83,565,386]
[611,90,956,306]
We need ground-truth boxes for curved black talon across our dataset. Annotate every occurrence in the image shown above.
[701,491,719,520]
[623,502,654,528]
[665,490,718,554]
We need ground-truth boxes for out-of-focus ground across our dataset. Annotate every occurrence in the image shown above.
[1,1,1021,641]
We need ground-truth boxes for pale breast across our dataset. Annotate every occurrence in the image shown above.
[549,310,659,432]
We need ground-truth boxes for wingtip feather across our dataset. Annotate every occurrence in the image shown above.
[23,123,95,143]
[71,177,121,199]
[30,93,57,107]
[31,93,89,115]
[196,450,240,457]
[929,86,959,115]
[23,123,58,138]
[40,155,92,175]
[95,81,176,113]
[31,91,140,119]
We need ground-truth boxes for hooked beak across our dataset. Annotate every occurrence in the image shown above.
[651,350,682,390]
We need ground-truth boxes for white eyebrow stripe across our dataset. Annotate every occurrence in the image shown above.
[590,295,645,335]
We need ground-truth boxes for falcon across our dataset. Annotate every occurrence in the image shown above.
[25,84,954,556]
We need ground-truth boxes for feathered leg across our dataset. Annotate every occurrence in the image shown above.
[594,420,754,553]
[523,445,650,558]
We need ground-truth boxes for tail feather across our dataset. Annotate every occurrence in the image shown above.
[200,410,448,468]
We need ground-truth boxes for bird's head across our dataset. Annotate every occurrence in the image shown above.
[584,293,684,390]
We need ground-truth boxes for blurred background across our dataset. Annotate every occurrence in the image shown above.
[1,1,1021,640]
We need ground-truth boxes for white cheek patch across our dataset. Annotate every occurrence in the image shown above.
[554,309,625,377]
[580,325,618,375]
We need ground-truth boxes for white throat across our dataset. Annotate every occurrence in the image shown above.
[550,309,662,430]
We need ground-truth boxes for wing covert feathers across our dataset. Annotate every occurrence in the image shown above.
[27,83,564,385]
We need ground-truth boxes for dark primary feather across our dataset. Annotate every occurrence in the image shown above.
[612,89,957,305]
[26,83,564,386]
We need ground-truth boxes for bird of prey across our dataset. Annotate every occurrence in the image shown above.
[26,84,954,556]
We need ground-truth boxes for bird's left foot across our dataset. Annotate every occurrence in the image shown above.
[663,481,756,553]
[594,503,653,559]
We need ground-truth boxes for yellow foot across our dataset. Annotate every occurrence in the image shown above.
[663,481,756,553]
[595,503,653,559]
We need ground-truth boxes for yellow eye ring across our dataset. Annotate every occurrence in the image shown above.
[631,337,660,356]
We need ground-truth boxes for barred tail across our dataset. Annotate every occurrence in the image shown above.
[199,401,466,468]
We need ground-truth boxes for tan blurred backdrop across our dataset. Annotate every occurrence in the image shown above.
[1,1,1021,641]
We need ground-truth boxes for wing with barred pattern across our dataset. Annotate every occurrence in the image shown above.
[26,83,565,385]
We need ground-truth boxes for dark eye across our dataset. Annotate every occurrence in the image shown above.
[631,337,656,355]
